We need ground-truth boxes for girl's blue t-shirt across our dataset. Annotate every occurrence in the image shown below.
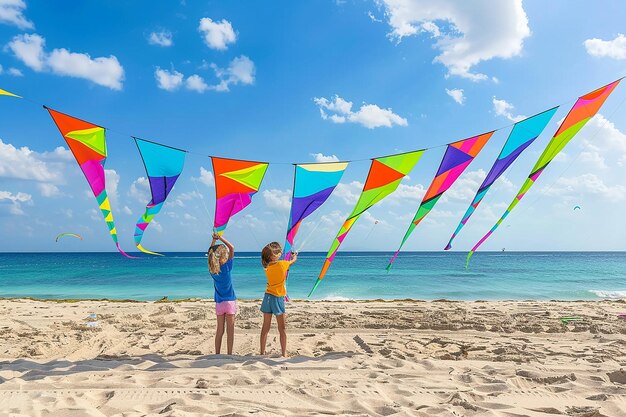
[211,259,236,302]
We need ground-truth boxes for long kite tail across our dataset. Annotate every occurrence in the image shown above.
[136,243,164,256]
[116,243,139,259]
[465,251,474,269]
[386,248,401,272]
[308,278,322,297]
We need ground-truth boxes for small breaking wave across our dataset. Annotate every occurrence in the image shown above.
[319,294,354,301]
[589,290,626,299]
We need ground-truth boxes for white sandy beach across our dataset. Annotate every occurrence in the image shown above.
[0,298,625,416]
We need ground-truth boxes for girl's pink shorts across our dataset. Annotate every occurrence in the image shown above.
[215,300,237,315]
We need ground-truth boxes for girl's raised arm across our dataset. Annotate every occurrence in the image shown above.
[218,234,235,260]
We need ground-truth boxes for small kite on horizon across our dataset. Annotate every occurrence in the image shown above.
[55,233,83,242]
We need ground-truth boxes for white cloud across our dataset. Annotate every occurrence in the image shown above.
[446,88,465,105]
[444,169,514,203]
[384,183,426,205]
[314,95,408,129]
[151,219,163,232]
[155,67,184,91]
[178,191,203,200]
[234,213,263,230]
[104,169,120,204]
[7,33,124,90]
[123,206,132,215]
[310,153,340,163]
[262,189,291,211]
[0,0,33,29]
[8,67,22,76]
[0,139,66,182]
[492,97,525,122]
[47,49,124,90]
[183,213,196,221]
[584,34,626,59]
[0,190,32,215]
[378,0,530,81]
[361,211,385,226]
[89,208,100,221]
[185,74,209,92]
[334,181,363,204]
[579,151,607,170]
[7,33,45,71]
[541,174,626,202]
[577,114,626,166]
[193,167,215,187]
[148,30,173,47]
[42,146,73,162]
[210,55,255,92]
[319,209,347,231]
[37,183,61,197]
[128,176,150,202]
[156,56,255,93]
[198,18,237,50]
[368,11,382,23]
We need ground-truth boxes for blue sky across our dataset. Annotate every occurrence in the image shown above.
[1,0,626,253]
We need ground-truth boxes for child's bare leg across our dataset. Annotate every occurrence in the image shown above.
[260,313,272,355]
[215,314,225,354]
[276,314,287,357]
[225,314,235,355]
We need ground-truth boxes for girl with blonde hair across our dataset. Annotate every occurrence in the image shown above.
[208,232,236,354]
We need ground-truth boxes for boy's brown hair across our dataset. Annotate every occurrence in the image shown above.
[261,242,282,268]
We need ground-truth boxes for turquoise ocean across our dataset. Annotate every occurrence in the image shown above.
[1,252,625,301]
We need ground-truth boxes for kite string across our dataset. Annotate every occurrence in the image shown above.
[5,77,625,165]
[192,178,213,226]
[295,218,324,253]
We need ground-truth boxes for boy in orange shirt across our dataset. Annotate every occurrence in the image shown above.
[259,242,297,357]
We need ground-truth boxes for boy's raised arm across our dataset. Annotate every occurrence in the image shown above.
[288,252,298,264]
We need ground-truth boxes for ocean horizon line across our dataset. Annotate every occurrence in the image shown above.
[3,250,626,254]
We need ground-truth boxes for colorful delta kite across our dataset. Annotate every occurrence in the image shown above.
[466,79,621,266]
[45,107,132,257]
[284,162,348,260]
[387,132,494,269]
[445,108,559,251]
[310,151,424,296]
[212,157,269,235]
[133,138,187,256]
[0,88,21,98]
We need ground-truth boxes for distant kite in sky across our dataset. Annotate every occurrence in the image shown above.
[212,157,269,235]
[445,108,558,251]
[46,107,132,257]
[387,132,493,269]
[466,79,620,267]
[310,150,424,296]
[574,205,581,210]
[55,233,83,242]
[284,161,348,261]
[133,138,187,256]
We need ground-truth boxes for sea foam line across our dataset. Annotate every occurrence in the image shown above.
[588,290,626,299]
